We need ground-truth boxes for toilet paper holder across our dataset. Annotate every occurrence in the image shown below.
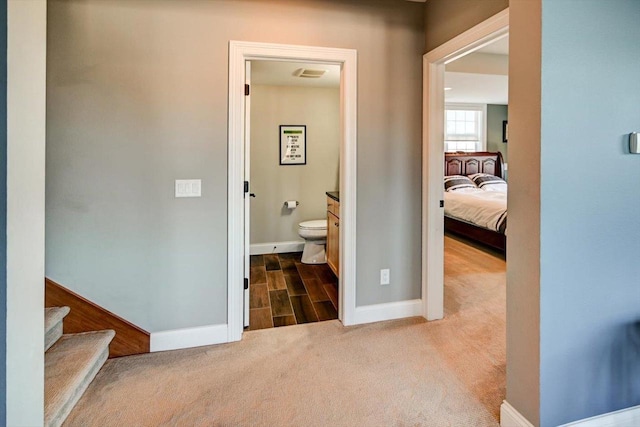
[284,200,300,208]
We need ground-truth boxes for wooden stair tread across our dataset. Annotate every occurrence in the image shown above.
[45,330,115,427]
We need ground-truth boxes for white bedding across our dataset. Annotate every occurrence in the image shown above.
[444,188,507,234]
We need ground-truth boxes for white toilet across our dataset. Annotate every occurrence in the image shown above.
[298,219,328,264]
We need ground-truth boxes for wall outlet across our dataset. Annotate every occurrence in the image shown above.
[380,269,390,285]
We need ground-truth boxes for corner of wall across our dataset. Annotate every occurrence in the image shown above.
[0,0,7,421]
[505,0,542,425]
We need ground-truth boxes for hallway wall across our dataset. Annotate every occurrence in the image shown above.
[46,0,424,332]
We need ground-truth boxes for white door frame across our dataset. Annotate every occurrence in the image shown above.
[422,9,509,320]
[227,41,358,341]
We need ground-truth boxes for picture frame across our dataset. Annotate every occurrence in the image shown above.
[502,120,508,143]
[279,125,307,165]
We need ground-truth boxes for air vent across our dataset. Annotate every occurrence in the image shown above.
[293,68,327,79]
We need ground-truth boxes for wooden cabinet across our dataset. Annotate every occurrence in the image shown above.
[326,196,340,278]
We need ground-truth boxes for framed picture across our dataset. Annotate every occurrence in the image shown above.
[502,120,508,143]
[279,125,306,165]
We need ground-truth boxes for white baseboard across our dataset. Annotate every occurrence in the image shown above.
[150,324,228,352]
[250,241,305,255]
[353,299,423,325]
[559,404,640,427]
[501,401,534,427]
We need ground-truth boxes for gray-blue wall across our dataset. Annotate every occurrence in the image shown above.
[487,104,508,168]
[540,1,640,425]
[0,0,7,422]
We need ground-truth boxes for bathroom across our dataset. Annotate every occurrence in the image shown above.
[248,60,340,330]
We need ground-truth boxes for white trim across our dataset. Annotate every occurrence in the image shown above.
[250,241,305,255]
[500,401,534,427]
[228,41,358,342]
[7,1,47,424]
[353,300,423,325]
[150,324,228,352]
[559,404,640,427]
[422,9,509,321]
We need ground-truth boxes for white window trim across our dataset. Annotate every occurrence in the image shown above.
[444,103,488,152]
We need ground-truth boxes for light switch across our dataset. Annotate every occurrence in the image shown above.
[175,179,202,198]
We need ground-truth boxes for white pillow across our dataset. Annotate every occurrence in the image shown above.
[469,173,507,193]
[444,175,477,192]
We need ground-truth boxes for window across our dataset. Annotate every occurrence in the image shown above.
[444,104,486,152]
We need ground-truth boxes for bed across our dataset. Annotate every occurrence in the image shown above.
[444,151,506,251]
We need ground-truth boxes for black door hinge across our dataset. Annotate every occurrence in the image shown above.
[244,181,249,193]
[244,278,249,290]
[439,200,444,208]
[245,84,250,96]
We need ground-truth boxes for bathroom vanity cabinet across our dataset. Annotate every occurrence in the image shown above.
[326,193,340,278]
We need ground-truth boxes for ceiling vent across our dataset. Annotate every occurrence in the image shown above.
[293,68,327,79]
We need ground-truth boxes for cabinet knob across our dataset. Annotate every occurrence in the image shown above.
[335,222,339,227]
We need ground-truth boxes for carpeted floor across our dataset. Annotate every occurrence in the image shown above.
[64,235,506,426]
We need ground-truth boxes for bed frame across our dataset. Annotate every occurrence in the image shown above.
[444,151,506,252]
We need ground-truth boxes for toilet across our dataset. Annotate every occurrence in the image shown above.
[298,219,328,264]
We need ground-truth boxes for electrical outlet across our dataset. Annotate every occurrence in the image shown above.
[380,269,390,285]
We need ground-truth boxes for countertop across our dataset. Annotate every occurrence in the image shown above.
[326,191,339,202]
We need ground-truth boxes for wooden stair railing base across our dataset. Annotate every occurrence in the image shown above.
[45,278,150,358]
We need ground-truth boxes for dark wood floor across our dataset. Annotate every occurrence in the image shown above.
[249,252,339,330]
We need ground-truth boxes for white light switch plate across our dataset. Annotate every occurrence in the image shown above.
[175,179,202,198]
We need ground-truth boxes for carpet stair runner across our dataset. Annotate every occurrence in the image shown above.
[44,306,115,427]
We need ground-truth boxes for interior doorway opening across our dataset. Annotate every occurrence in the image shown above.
[422,9,509,321]
[441,33,509,259]
[245,60,341,331]
[423,8,510,422]
[227,41,358,342]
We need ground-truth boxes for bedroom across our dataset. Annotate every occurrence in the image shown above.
[442,35,509,254]
[440,36,509,355]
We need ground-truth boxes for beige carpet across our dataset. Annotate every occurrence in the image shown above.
[64,236,505,426]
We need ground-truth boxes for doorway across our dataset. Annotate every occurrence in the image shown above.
[424,11,510,422]
[422,10,509,320]
[246,60,341,330]
[227,41,358,342]
[442,34,509,294]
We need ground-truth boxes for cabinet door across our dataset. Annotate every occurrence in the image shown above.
[327,211,339,277]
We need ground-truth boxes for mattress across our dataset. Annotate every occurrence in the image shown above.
[444,189,507,234]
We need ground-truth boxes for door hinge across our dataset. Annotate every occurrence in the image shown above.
[244,278,249,290]
[245,84,250,96]
[439,200,444,208]
[244,181,249,194]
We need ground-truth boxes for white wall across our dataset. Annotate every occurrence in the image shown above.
[6,0,46,424]
[250,84,339,245]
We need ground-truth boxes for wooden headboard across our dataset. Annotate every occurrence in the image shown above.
[444,151,504,178]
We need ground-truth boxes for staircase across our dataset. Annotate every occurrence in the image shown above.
[44,306,115,427]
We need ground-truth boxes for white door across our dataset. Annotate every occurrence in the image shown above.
[243,60,252,327]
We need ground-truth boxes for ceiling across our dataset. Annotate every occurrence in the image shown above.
[251,61,341,88]
[444,72,508,104]
[251,35,508,100]
[445,35,509,105]
[476,35,509,55]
